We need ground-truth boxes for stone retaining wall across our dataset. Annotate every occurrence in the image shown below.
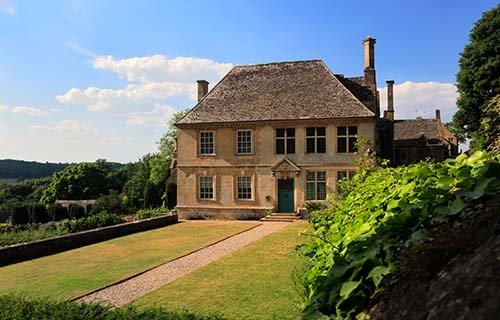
[0,215,178,267]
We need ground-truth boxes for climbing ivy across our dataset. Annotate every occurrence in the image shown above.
[299,151,500,319]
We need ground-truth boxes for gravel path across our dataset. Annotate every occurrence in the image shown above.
[78,221,291,307]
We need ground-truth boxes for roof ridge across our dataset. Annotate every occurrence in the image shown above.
[233,59,323,68]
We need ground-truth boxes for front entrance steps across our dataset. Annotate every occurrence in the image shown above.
[260,213,302,222]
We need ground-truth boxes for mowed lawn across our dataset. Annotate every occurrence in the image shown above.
[0,221,258,300]
[131,222,310,320]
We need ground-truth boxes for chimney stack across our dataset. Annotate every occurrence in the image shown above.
[385,80,395,121]
[363,36,376,92]
[435,109,441,122]
[197,80,209,102]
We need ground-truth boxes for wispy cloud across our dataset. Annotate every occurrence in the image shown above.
[379,81,458,122]
[63,41,98,58]
[0,0,15,15]
[30,120,99,135]
[0,105,8,112]
[11,106,49,117]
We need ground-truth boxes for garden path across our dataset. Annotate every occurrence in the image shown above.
[78,221,291,307]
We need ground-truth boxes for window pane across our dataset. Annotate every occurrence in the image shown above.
[317,127,326,136]
[337,126,346,136]
[338,137,347,153]
[200,132,214,154]
[306,127,315,136]
[276,139,285,154]
[276,128,285,137]
[317,138,326,153]
[348,126,358,135]
[306,182,315,200]
[317,182,326,200]
[286,128,295,137]
[306,138,315,153]
[199,176,214,199]
[306,171,315,181]
[337,171,347,181]
[237,130,252,154]
[286,138,295,154]
[237,176,252,200]
[349,137,358,153]
[317,171,326,181]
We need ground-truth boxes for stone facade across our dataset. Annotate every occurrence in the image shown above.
[176,121,374,218]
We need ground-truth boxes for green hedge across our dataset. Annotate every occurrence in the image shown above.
[0,295,225,320]
[10,205,29,225]
[300,151,500,319]
[68,204,86,219]
[29,204,50,224]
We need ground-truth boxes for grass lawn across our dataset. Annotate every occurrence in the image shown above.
[0,221,258,300]
[131,222,310,320]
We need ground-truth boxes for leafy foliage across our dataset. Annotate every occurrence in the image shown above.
[0,295,225,320]
[452,4,500,143]
[299,151,500,319]
[41,161,113,203]
[136,208,168,220]
[479,94,500,156]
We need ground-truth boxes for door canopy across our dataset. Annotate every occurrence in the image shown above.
[271,158,300,179]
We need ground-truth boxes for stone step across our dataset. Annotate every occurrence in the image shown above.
[260,214,303,222]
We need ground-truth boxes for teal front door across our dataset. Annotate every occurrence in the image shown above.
[278,179,294,213]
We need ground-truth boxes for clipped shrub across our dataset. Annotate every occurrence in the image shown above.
[0,294,225,320]
[10,205,30,225]
[68,204,86,219]
[136,208,167,220]
[90,192,126,215]
[185,211,216,220]
[58,213,123,233]
[166,182,177,209]
[47,204,69,221]
[303,201,327,213]
[233,210,266,220]
[29,204,50,224]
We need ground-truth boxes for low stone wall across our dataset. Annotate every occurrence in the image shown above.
[0,215,178,267]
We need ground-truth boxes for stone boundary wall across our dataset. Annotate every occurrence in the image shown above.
[0,215,178,267]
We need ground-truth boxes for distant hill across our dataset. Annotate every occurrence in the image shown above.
[0,160,73,181]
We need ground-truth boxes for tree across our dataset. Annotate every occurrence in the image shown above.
[40,161,112,203]
[452,4,500,145]
[480,94,500,155]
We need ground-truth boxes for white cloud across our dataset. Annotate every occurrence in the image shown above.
[57,82,194,112]
[63,41,97,58]
[11,106,49,117]
[31,120,99,135]
[98,135,134,146]
[57,55,232,125]
[0,0,15,15]
[126,104,177,126]
[92,55,232,83]
[379,81,458,122]
[0,105,8,112]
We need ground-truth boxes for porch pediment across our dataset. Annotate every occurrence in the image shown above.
[271,158,300,174]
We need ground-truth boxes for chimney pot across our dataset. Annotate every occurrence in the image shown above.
[197,80,209,102]
[435,109,441,122]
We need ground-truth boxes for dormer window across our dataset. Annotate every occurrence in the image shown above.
[199,131,215,155]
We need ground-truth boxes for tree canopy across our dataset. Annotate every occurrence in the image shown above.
[453,4,500,145]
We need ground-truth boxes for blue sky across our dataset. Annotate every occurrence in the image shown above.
[0,0,497,163]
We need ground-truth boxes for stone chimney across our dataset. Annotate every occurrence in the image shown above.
[435,109,441,123]
[197,80,209,102]
[385,80,395,121]
[363,36,377,92]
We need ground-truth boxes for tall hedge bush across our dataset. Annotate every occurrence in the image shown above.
[29,204,49,224]
[68,204,86,220]
[10,205,29,225]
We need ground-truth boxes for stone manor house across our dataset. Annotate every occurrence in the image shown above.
[173,37,458,218]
